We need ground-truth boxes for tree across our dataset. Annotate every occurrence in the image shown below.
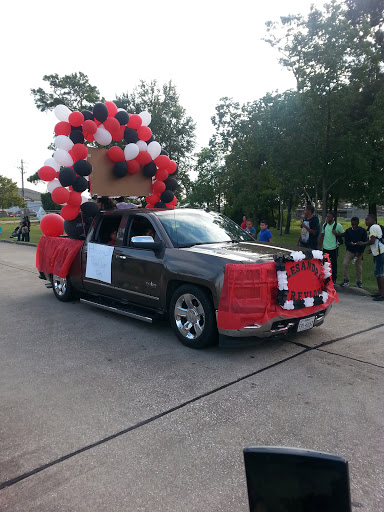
[115,80,196,197]
[31,72,102,112]
[264,1,382,219]
[188,148,226,211]
[0,176,24,211]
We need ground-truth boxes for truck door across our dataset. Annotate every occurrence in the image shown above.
[82,212,125,296]
[111,214,164,309]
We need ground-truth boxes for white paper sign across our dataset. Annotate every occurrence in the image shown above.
[85,243,115,284]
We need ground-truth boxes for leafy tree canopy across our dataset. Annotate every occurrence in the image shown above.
[31,72,103,112]
[0,175,24,210]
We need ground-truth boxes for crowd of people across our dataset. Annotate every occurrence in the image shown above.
[241,206,384,301]
[12,216,31,242]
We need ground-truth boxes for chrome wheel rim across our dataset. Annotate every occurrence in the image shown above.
[174,293,205,340]
[53,275,67,297]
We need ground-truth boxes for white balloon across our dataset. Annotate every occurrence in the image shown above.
[139,111,151,126]
[54,135,74,151]
[47,179,61,193]
[54,104,71,122]
[136,140,148,152]
[147,141,162,160]
[53,149,73,167]
[44,157,60,172]
[94,125,112,145]
[81,195,88,204]
[124,143,140,161]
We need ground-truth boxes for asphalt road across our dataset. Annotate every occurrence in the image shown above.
[0,242,383,511]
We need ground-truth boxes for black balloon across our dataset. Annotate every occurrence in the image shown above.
[72,176,88,193]
[81,201,99,217]
[59,167,76,187]
[163,177,178,191]
[64,215,87,240]
[93,102,109,123]
[124,127,139,143]
[82,110,94,121]
[113,161,128,178]
[147,135,154,144]
[160,149,169,156]
[73,160,92,176]
[143,161,157,177]
[115,110,129,125]
[161,190,174,204]
[69,130,85,144]
[154,201,167,208]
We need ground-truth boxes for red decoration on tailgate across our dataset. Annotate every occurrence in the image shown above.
[36,237,84,279]
[217,262,338,331]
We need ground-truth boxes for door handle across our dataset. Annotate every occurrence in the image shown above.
[117,255,127,259]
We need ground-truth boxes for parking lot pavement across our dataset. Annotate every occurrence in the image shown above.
[0,244,383,511]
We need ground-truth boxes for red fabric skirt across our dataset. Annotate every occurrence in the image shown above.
[36,237,84,279]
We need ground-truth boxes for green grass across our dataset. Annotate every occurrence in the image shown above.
[0,220,42,244]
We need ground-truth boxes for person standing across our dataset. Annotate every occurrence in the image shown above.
[240,215,247,230]
[297,204,320,250]
[340,217,367,288]
[354,214,384,301]
[318,211,344,283]
[258,221,272,243]
[24,216,31,242]
[245,218,256,239]
[17,217,25,242]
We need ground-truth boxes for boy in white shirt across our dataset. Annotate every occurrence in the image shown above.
[354,214,384,301]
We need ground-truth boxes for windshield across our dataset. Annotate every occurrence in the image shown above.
[158,210,254,248]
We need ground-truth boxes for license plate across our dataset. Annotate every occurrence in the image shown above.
[297,316,315,332]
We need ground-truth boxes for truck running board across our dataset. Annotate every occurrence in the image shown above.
[80,297,161,324]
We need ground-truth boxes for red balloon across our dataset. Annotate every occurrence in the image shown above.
[40,213,64,237]
[61,205,80,221]
[146,193,160,204]
[67,191,82,207]
[38,166,57,182]
[127,114,142,129]
[83,119,97,135]
[112,125,125,142]
[54,121,71,136]
[167,160,177,174]
[136,151,152,165]
[52,187,70,205]
[84,133,95,142]
[71,144,88,162]
[107,146,125,162]
[152,180,166,194]
[137,126,152,141]
[105,101,118,117]
[127,160,141,174]
[68,111,84,127]
[155,168,169,181]
[154,155,171,169]
[104,117,120,134]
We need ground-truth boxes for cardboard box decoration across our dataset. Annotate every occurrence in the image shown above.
[88,148,152,197]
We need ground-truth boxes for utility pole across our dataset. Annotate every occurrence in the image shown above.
[17,159,26,216]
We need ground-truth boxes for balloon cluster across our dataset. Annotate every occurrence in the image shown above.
[38,101,179,237]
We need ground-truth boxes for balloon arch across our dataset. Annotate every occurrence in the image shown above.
[38,101,178,237]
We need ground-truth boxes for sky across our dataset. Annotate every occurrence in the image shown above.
[1,0,326,193]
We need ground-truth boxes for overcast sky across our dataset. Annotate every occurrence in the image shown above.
[1,0,325,192]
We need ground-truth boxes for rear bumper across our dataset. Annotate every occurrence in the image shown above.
[218,305,331,338]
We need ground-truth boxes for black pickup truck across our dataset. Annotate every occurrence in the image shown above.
[37,208,336,348]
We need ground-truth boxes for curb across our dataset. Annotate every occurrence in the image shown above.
[0,239,38,247]
[334,284,373,297]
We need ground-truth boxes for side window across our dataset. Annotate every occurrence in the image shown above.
[93,215,122,244]
[126,215,158,247]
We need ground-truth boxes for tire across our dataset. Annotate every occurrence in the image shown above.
[51,274,74,302]
[169,284,218,349]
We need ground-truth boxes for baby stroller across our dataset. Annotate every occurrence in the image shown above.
[10,226,20,238]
